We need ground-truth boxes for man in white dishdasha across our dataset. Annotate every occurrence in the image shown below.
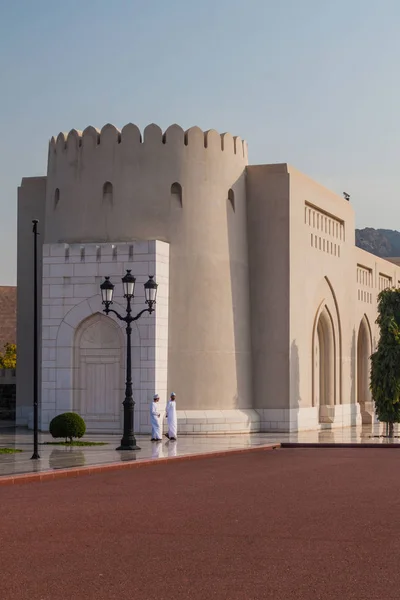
[165,392,178,440]
[150,394,162,442]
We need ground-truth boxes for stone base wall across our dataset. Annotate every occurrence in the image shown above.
[175,409,260,434]
[257,403,363,432]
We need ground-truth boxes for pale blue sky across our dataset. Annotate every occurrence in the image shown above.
[1,0,399,284]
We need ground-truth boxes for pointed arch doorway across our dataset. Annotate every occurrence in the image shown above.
[357,316,373,424]
[313,306,336,424]
[74,313,125,432]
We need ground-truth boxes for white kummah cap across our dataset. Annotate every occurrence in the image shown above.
[170,392,176,397]
[153,394,159,399]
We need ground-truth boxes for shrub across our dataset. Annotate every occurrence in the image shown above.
[49,412,86,443]
[0,343,16,369]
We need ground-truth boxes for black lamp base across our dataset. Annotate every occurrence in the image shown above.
[117,441,141,451]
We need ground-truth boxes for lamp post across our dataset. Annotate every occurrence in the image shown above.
[100,270,158,451]
[31,219,40,460]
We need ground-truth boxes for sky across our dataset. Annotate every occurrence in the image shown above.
[1,0,400,285]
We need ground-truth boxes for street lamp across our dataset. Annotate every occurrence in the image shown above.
[100,270,158,451]
[31,219,40,460]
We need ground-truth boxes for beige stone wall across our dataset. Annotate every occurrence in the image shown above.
[247,163,400,431]
[288,167,356,430]
[285,167,400,431]
[246,165,290,413]
[44,124,252,412]
[354,247,400,341]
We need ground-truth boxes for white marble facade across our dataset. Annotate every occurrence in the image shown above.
[40,240,169,434]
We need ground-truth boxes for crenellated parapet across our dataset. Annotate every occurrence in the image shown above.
[45,120,249,248]
[49,123,248,161]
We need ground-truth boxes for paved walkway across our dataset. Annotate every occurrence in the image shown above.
[0,422,398,478]
[2,448,400,600]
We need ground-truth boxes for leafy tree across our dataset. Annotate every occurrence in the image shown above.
[0,343,16,369]
[370,289,400,437]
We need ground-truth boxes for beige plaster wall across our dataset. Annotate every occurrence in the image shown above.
[288,167,355,420]
[244,161,400,431]
[352,249,400,422]
[16,177,46,425]
[287,167,400,429]
[354,246,400,344]
[246,164,290,410]
[44,124,252,411]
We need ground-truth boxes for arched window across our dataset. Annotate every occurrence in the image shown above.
[103,181,113,204]
[171,182,182,207]
[228,188,235,212]
[54,188,60,208]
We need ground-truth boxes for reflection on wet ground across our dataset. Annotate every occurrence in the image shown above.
[0,422,398,478]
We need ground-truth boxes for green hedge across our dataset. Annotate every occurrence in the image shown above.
[49,412,86,443]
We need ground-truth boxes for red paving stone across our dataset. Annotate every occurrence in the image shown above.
[2,447,400,600]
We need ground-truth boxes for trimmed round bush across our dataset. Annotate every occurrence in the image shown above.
[49,412,86,443]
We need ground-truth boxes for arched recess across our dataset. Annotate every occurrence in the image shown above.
[357,315,373,424]
[74,313,125,432]
[171,182,182,207]
[311,277,342,424]
[313,306,336,423]
[53,296,142,433]
[228,188,235,212]
[54,188,60,208]
[103,181,113,204]
[324,276,343,405]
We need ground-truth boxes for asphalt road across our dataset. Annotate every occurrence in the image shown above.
[2,448,400,600]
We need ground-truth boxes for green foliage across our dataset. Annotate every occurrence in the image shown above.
[49,412,86,443]
[0,448,22,454]
[0,343,16,369]
[370,289,400,429]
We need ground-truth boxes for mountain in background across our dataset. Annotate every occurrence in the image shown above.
[355,228,400,258]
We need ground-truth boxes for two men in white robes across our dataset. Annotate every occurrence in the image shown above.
[165,392,178,440]
[150,394,162,442]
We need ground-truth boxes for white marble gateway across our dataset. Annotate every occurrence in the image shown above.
[39,240,169,434]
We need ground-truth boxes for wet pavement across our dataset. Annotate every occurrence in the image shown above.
[0,422,398,478]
